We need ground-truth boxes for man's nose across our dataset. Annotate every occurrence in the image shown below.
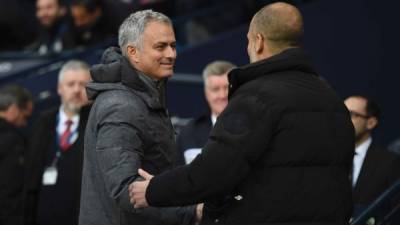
[166,46,177,59]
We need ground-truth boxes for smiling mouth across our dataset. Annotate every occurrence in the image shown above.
[161,63,174,68]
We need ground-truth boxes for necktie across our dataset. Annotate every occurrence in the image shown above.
[59,120,73,151]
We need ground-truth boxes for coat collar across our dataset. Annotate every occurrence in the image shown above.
[88,57,166,110]
[228,48,318,98]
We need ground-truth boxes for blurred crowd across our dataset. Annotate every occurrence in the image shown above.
[0,0,260,54]
[1,1,400,225]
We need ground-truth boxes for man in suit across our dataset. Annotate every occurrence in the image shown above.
[23,60,91,225]
[177,60,236,165]
[345,95,400,217]
[130,2,355,225]
[0,85,33,225]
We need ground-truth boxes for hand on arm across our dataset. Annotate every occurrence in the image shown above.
[129,169,153,208]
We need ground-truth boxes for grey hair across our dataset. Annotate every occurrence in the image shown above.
[118,9,172,56]
[58,60,90,84]
[0,84,32,111]
[202,60,236,82]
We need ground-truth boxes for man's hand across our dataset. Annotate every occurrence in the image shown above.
[129,169,154,208]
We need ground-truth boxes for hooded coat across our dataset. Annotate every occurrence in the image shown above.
[79,52,194,225]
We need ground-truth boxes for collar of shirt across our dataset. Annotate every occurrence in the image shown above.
[57,105,80,136]
[355,137,372,157]
[352,137,372,186]
[211,114,217,126]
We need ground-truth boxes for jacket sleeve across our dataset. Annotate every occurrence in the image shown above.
[146,92,281,206]
[95,98,144,212]
[95,95,197,224]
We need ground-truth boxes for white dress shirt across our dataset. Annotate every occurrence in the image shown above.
[211,114,217,126]
[184,114,217,164]
[352,137,372,186]
[56,105,80,145]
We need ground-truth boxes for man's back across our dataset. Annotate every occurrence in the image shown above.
[145,48,354,225]
[0,119,25,225]
[219,49,353,224]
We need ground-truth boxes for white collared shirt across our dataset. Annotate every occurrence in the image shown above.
[352,137,372,186]
[183,114,217,165]
[56,105,80,145]
[211,114,217,126]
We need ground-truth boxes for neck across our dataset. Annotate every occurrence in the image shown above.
[62,107,78,119]
[355,133,371,148]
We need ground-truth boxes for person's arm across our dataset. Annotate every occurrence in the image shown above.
[139,92,280,207]
[97,96,198,224]
[95,99,143,212]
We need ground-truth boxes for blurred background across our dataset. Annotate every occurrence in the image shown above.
[0,0,399,146]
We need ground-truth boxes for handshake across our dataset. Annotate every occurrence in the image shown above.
[128,169,203,224]
[128,169,153,208]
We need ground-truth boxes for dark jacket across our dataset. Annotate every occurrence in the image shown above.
[0,118,26,225]
[79,57,194,225]
[146,48,355,225]
[176,114,212,165]
[23,106,90,225]
[26,17,75,55]
[353,143,400,217]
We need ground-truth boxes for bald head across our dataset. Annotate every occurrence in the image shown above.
[250,2,303,53]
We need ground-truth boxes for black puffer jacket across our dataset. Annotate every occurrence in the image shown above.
[79,52,194,225]
[146,48,355,225]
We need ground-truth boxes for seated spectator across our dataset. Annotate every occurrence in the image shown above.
[344,95,400,218]
[26,0,74,55]
[69,0,121,47]
[0,85,33,225]
[177,60,236,165]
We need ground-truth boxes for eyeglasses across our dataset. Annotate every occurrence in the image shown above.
[349,110,369,119]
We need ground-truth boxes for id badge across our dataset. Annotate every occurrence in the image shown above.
[42,167,58,185]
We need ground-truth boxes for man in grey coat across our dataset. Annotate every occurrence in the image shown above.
[79,10,197,225]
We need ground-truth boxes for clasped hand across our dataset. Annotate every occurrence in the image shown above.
[129,168,153,208]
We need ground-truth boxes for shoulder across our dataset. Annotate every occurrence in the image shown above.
[39,107,58,119]
[180,114,211,135]
[33,107,58,128]
[190,114,211,127]
[92,89,145,123]
[369,144,400,164]
[0,121,23,153]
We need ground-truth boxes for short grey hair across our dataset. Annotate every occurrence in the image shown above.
[58,60,90,83]
[118,9,172,56]
[202,60,236,82]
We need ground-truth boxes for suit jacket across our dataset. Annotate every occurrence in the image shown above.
[0,118,26,225]
[23,105,90,225]
[176,114,212,165]
[353,143,400,216]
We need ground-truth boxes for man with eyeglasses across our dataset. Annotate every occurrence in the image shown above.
[344,95,400,218]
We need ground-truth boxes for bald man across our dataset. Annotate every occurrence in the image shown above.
[129,2,354,225]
